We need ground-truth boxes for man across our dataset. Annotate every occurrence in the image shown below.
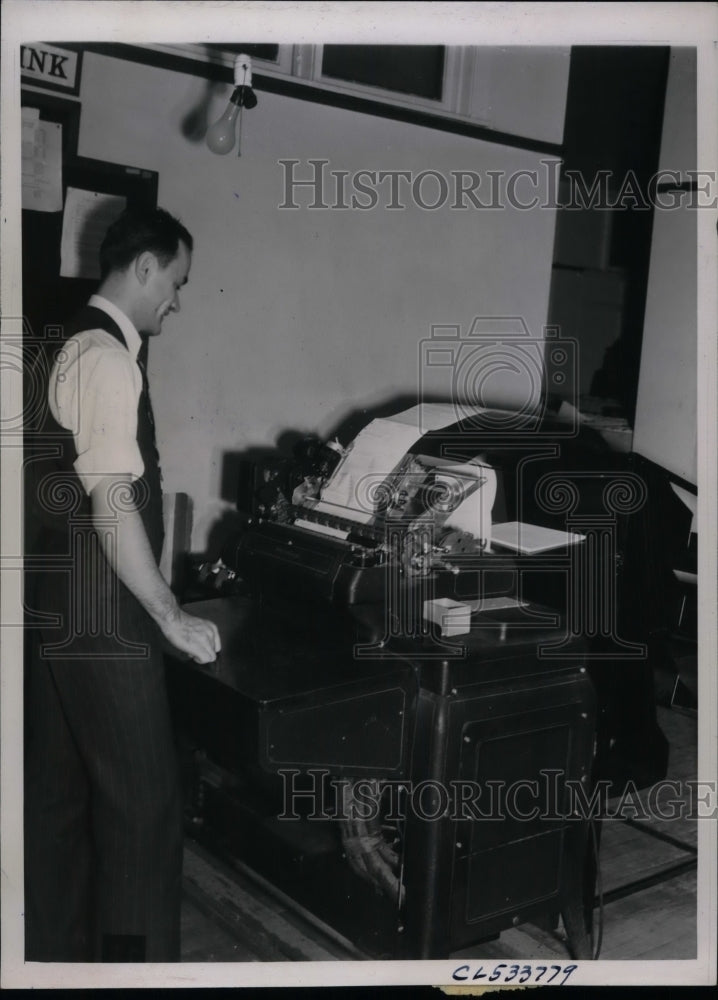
[25,206,220,962]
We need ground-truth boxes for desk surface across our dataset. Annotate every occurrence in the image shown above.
[171,596,415,705]
[172,595,579,706]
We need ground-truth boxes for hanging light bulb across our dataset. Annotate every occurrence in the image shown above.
[206,53,258,156]
[205,92,242,155]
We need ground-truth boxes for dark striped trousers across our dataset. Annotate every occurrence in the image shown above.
[24,564,183,963]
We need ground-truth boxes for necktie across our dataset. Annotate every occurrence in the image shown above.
[136,337,162,485]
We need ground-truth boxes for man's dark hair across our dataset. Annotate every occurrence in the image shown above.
[99,206,193,280]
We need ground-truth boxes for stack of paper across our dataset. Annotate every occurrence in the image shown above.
[423,598,471,636]
[491,521,585,554]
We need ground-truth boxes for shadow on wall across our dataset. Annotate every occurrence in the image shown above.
[180,77,228,144]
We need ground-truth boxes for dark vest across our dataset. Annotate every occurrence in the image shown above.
[26,305,167,655]
[28,304,165,562]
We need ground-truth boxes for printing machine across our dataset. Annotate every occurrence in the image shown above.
[168,402,668,959]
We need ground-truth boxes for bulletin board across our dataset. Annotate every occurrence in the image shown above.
[21,88,158,343]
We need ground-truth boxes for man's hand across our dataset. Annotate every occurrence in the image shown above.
[91,476,222,665]
[159,607,221,665]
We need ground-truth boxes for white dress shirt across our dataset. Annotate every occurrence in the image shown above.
[49,294,146,495]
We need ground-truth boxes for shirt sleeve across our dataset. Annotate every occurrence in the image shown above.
[53,339,145,495]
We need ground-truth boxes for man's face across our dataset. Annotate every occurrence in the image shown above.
[139,240,192,336]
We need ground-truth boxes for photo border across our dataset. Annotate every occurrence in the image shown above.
[2,0,716,990]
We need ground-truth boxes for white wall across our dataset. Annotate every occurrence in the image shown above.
[480,46,570,145]
[633,49,697,485]
[76,50,562,548]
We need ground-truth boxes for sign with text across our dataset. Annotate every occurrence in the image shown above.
[20,43,82,96]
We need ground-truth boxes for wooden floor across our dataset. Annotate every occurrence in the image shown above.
[181,844,362,962]
[179,705,698,963]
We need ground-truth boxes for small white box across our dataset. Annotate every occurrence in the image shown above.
[423,598,471,636]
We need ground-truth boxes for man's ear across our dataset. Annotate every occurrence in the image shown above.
[134,251,156,285]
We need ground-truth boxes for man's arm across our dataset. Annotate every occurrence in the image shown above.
[91,475,221,664]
